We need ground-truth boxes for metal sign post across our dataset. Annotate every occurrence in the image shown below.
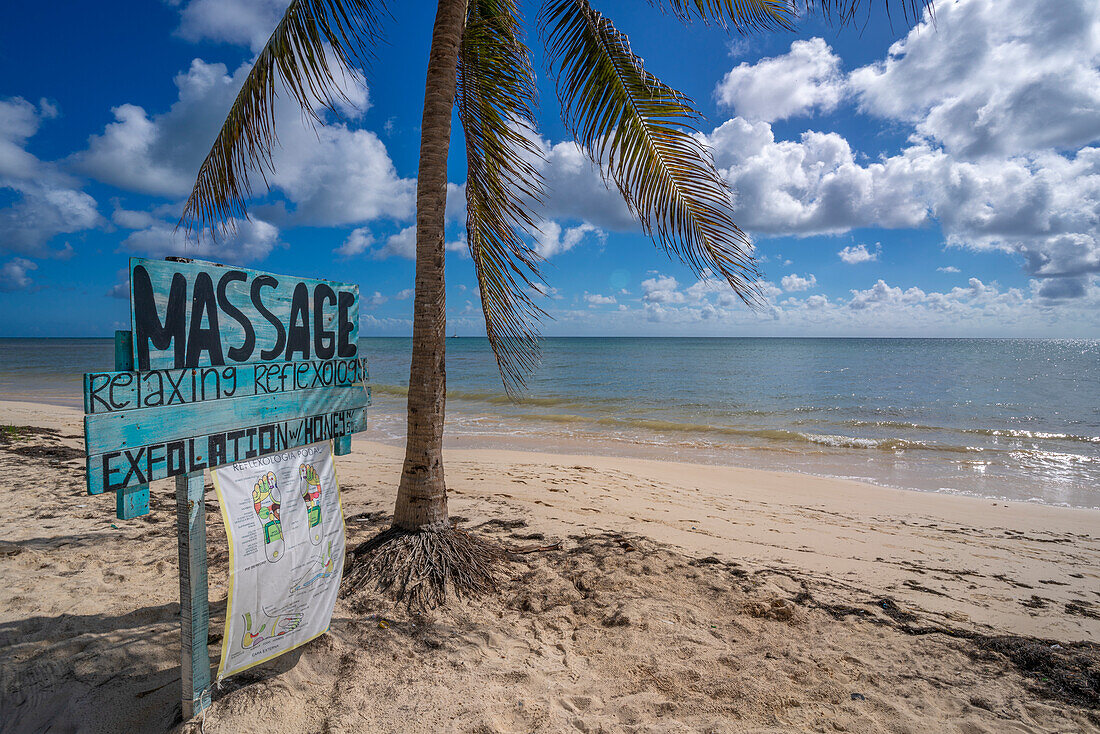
[83,258,369,718]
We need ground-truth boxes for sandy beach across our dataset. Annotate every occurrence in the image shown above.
[2,398,1098,733]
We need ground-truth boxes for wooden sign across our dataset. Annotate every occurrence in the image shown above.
[84,358,366,413]
[130,258,359,370]
[82,257,370,719]
[84,362,369,493]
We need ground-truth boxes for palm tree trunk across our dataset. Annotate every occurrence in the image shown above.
[393,0,466,531]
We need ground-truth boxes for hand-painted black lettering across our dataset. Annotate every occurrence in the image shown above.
[146,443,166,480]
[88,373,112,412]
[141,371,164,407]
[258,424,276,453]
[337,290,356,357]
[165,370,187,405]
[286,282,311,360]
[278,363,291,392]
[222,367,238,397]
[185,272,224,367]
[108,373,134,410]
[199,367,222,401]
[313,284,336,359]
[187,438,207,472]
[227,429,247,460]
[103,452,123,491]
[252,275,285,360]
[122,448,147,486]
[217,270,256,362]
[253,364,268,393]
[167,441,187,476]
[244,428,258,459]
[133,265,187,370]
[208,433,227,468]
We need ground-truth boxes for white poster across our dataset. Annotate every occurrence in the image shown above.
[211,441,345,680]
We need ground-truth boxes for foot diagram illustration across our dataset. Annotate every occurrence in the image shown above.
[298,463,323,546]
[252,471,284,562]
[290,540,338,592]
[214,443,346,680]
[240,602,305,650]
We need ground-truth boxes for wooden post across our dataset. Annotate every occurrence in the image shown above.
[114,331,150,520]
[176,470,212,719]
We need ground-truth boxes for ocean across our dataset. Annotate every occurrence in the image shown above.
[2,337,1097,508]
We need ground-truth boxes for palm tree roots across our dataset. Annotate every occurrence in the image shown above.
[342,523,506,610]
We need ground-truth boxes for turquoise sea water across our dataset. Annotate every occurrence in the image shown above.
[2,337,1097,508]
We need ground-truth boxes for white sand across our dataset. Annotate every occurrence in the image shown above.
[2,399,1097,733]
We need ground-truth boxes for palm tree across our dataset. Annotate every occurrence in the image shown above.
[182,0,929,608]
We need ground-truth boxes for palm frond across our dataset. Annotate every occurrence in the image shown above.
[540,0,763,306]
[648,0,932,32]
[647,0,794,32]
[807,0,932,27]
[180,0,387,238]
[458,0,548,393]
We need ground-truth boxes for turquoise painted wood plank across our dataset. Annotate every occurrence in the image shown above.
[333,435,351,455]
[117,484,150,518]
[176,470,212,718]
[114,330,134,370]
[130,258,359,370]
[84,357,367,414]
[86,406,368,493]
[113,330,150,520]
[85,385,370,456]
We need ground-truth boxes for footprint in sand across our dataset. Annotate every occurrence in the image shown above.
[252,471,284,562]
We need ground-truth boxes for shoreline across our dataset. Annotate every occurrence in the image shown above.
[2,397,1098,641]
[360,393,1100,511]
[5,334,1100,510]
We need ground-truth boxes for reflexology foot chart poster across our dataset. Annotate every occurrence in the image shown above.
[211,441,345,680]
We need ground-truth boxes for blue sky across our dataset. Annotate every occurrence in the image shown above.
[1,0,1098,337]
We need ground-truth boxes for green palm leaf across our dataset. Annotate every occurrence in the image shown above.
[458,0,548,392]
[180,0,387,238]
[813,0,932,26]
[649,1,931,30]
[647,0,794,31]
[540,0,763,306]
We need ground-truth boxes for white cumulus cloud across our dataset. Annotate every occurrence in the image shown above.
[850,0,1100,158]
[174,0,285,52]
[838,244,879,264]
[715,38,846,122]
[0,98,101,257]
[119,217,281,263]
[641,275,685,304]
[781,273,817,292]
[73,58,413,228]
[335,227,374,258]
[584,293,617,306]
[0,258,38,292]
[533,221,603,259]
